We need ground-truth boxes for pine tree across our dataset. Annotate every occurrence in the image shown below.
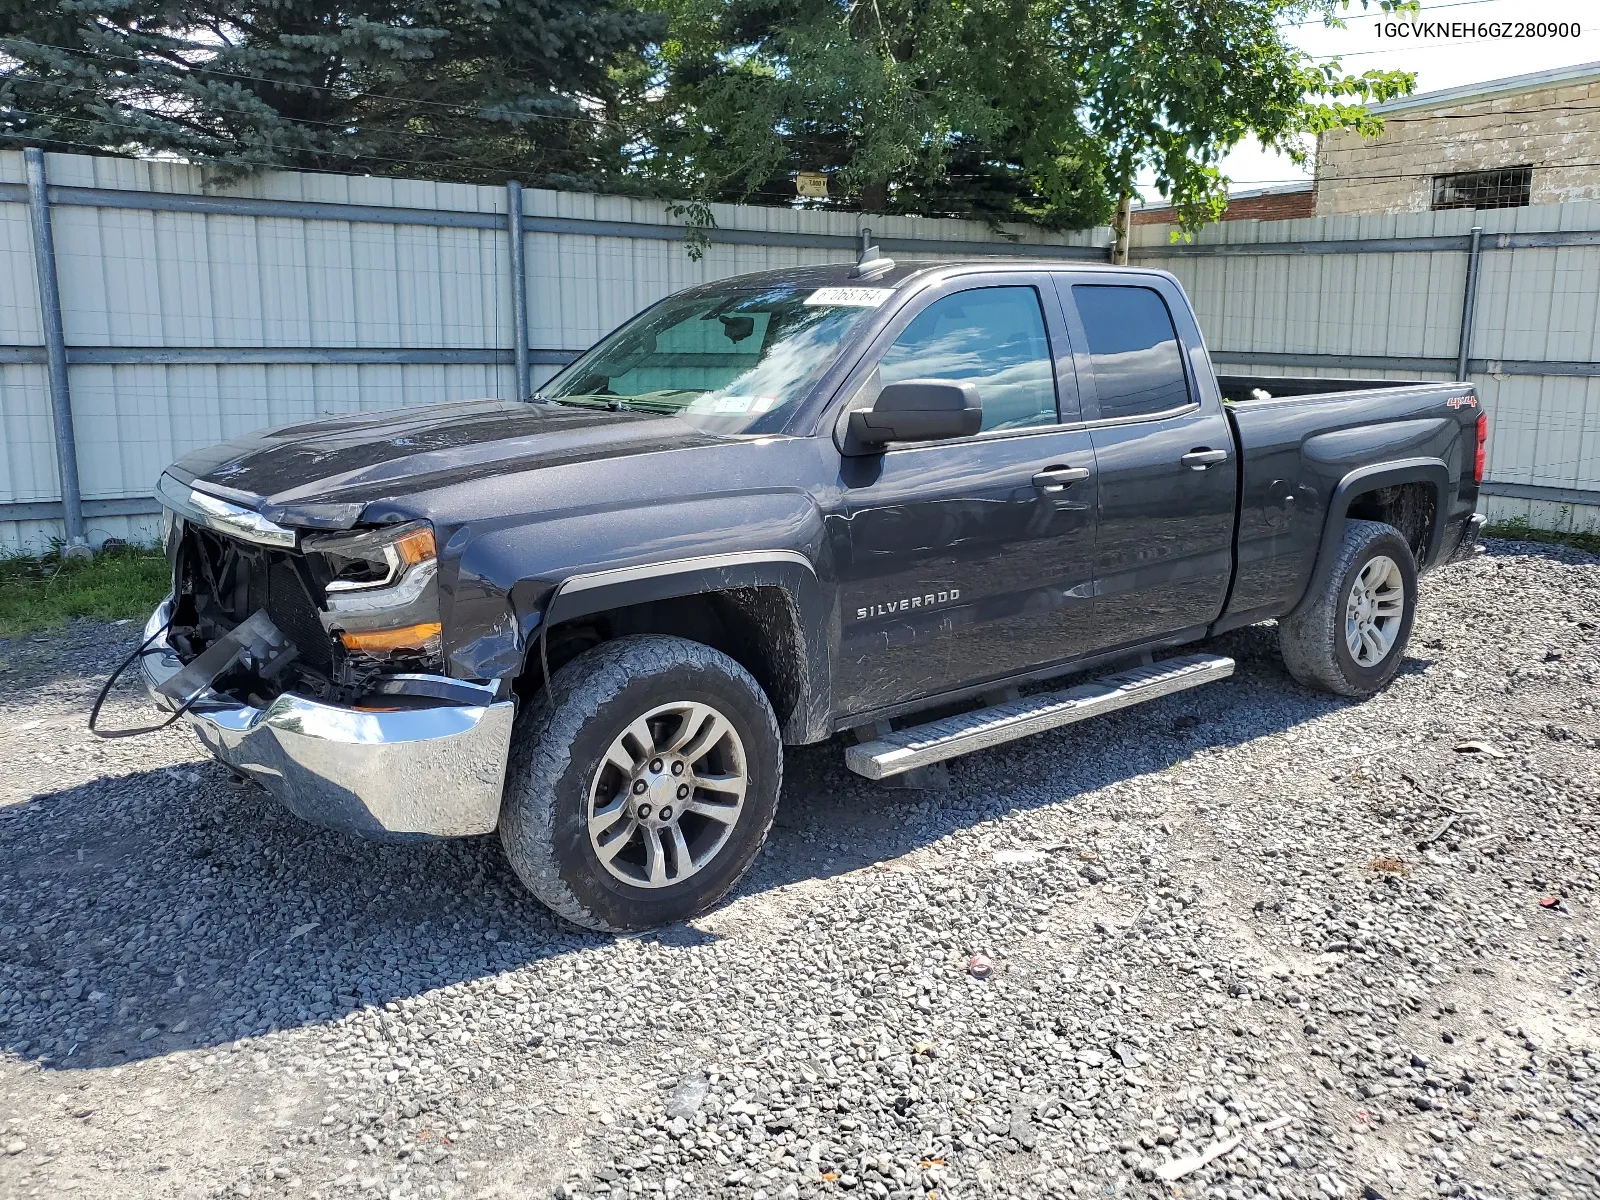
[0,0,663,187]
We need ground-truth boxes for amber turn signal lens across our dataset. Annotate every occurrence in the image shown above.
[340,622,442,653]
[394,526,436,565]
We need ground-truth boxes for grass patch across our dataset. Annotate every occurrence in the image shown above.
[0,545,170,640]
[1483,516,1600,557]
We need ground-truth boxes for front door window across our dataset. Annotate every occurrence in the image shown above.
[877,286,1059,433]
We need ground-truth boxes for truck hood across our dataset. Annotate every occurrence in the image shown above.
[164,399,729,528]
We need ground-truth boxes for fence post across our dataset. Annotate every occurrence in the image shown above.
[1456,225,1483,382]
[23,147,90,555]
[506,180,530,400]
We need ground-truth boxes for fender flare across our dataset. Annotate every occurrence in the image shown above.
[540,550,833,744]
[1295,458,1451,614]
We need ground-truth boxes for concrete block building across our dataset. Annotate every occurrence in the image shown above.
[1315,61,1600,217]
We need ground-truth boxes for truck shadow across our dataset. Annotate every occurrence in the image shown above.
[755,621,1338,885]
[1,621,1344,1072]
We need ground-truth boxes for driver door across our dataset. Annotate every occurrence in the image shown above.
[830,277,1100,717]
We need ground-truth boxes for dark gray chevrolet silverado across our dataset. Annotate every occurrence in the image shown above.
[135,250,1488,930]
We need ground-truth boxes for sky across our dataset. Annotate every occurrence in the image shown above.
[1137,0,1599,201]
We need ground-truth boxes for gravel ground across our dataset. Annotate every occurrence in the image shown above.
[1,537,1597,1200]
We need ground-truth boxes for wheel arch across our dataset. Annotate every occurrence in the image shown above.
[1294,458,1451,616]
[535,552,833,745]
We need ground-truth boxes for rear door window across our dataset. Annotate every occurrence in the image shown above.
[878,286,1058,432]
[1072,285,1191,420]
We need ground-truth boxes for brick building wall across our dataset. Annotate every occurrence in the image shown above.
[1315,71,1600,217]
[1131,185,1315,225]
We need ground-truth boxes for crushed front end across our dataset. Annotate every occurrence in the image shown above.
[141,474,514,838]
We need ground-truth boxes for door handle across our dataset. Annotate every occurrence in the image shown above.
[1031,465,1091,490]
[1181,448,1229,470]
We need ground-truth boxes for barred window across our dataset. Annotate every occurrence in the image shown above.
[1431,167,1533,210]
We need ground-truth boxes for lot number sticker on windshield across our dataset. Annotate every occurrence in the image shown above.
[687,394,780,414]
[805,287,894,307]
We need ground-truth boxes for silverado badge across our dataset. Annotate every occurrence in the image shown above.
[856,588,961,620]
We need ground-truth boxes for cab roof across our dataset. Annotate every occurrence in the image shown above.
[670,257,1149,298]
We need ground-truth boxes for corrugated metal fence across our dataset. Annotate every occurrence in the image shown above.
[1133,206,1600,537]
[2,149,1597,552]
[0,150,1107,551]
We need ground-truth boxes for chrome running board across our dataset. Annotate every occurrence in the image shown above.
[844,654,1235,780]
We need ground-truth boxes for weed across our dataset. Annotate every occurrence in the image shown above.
[0,545,168,640]
[1484,516,1600,557]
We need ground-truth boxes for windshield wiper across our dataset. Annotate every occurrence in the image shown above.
[539,390,699,415]
[537,394,616,410]
[622,391,700,414]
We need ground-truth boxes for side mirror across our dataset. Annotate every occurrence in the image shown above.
[844,379,982,453]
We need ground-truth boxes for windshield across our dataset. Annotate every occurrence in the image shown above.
[537,282,888,433]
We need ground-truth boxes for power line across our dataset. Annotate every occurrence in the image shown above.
[1281,0,1510,27]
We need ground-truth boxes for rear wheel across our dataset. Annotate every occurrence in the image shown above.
[1279,518,1417,697]
[500,635,782,932]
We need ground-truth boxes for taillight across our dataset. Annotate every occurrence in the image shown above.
[1474,412,1488,484]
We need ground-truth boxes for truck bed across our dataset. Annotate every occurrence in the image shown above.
[1217,373,1435,404]
[1216,374,1482,627]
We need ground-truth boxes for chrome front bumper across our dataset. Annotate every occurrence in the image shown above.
[139,600,515,839]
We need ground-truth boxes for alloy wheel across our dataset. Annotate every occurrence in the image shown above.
[1345,554,1406,667]
[586,701,748,888]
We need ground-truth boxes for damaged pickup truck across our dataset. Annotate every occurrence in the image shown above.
[134,248,1488,931]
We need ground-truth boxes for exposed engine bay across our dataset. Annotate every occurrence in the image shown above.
[167,518,446,709]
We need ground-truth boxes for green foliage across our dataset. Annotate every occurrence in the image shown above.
[2,0,1420,231]
[630,0,1114,229]
[0,0,663,187]
[1069,0,1417,229]
[0,545,170,640]
[630,0,1417,231]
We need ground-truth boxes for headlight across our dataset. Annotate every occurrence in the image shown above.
[319,522,436,594]
[307,521,442,659]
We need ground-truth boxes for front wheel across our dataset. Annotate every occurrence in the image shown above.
[1279,518,1418,697]
[500,635,782,932]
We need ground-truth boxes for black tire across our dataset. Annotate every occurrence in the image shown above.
[500,634,782,932]
[1279,518,1418,698]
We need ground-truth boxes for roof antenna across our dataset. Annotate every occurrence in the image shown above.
[850,226,895,279]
